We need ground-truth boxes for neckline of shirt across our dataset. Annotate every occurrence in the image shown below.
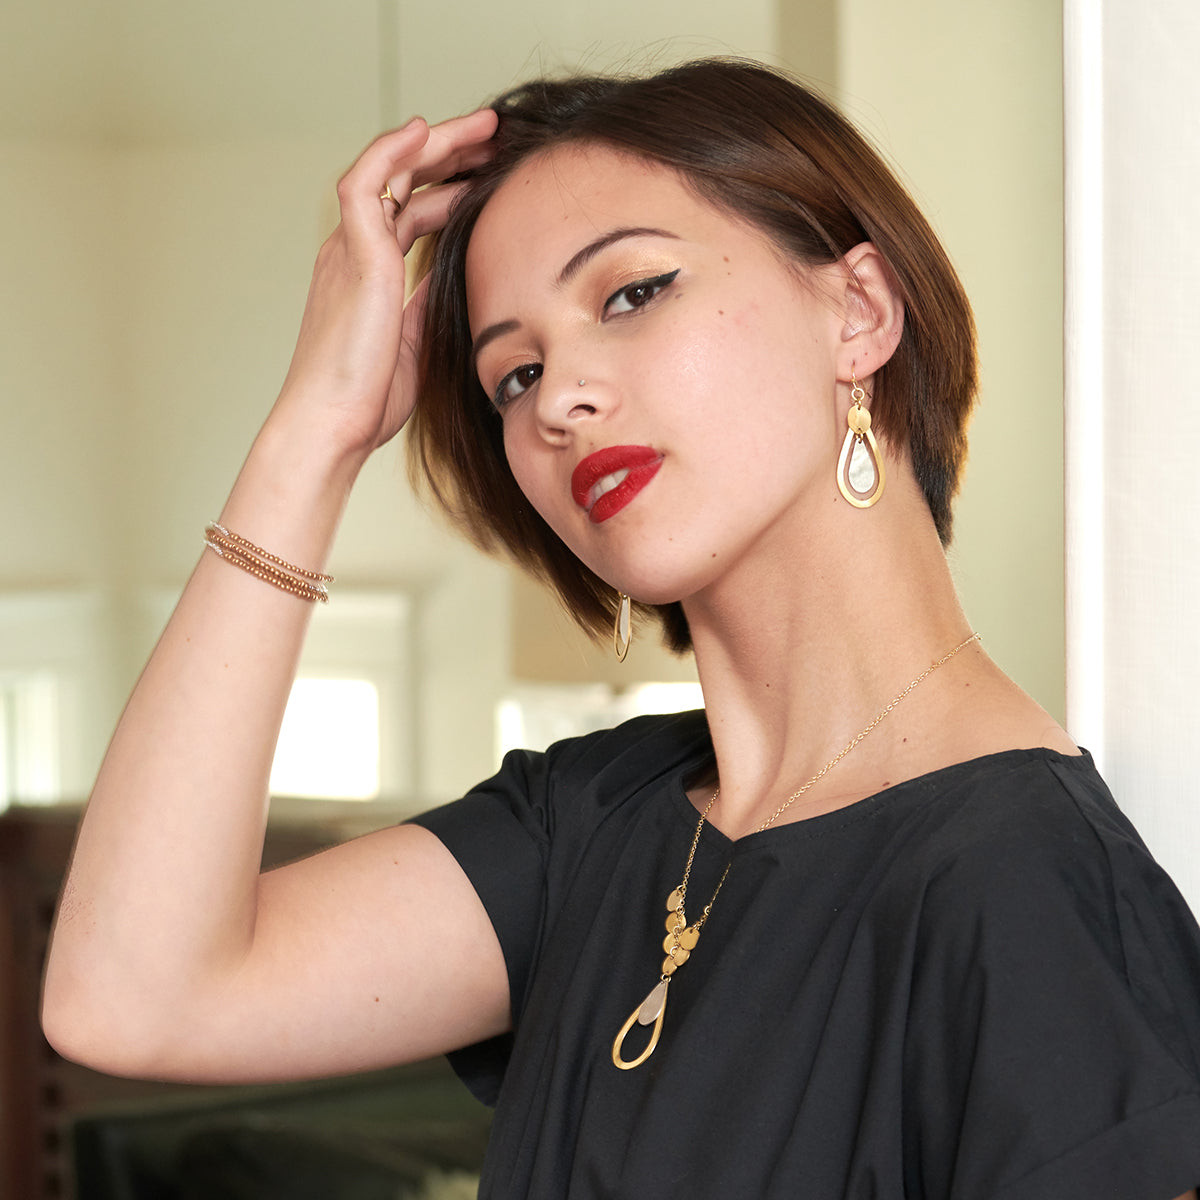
[665,728,1096,852]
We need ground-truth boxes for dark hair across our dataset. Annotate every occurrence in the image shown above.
[409,57,977,653]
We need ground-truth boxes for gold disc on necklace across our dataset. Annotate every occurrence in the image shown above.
[666,888,684,912]
[665,910,686,934]
[678,925,700,951]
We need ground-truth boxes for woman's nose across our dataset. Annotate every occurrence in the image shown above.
[534,369,611,441]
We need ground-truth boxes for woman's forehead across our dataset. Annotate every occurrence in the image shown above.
[464,145,724,304]
[472,146,699,248]
[496,139,675,195]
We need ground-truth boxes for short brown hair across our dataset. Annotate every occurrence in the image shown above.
[409,58,977,653]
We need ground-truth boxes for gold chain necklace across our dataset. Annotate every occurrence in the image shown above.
[611,632,980,1070]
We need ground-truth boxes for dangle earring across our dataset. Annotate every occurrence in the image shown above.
[613,592,632,662]
[837,373,886,508]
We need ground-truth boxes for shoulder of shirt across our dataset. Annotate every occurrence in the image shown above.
[899,751,1200,1052]
[908,747,1123,850]
[529,707,711,777]
[905,747,1166,922]
[478,709,710,845]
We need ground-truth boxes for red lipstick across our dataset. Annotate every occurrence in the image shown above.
[571,445,663,524]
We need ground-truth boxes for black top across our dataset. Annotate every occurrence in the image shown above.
[410,710,1200,1199]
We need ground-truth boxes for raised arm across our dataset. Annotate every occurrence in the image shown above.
[41,110,511,1084]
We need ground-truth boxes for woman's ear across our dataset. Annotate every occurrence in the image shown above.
[834,243,904,386]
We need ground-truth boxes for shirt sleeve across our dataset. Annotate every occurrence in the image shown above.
[407,746,553,1106]
[903,761,1200,1200]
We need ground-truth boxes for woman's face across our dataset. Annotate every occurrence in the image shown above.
[464,143,848,606]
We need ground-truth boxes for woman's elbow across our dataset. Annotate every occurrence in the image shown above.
[40,961,171,1079]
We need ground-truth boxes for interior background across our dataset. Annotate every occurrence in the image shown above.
[0,0,1064,806]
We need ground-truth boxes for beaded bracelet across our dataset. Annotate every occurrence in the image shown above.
[203,522,333,603]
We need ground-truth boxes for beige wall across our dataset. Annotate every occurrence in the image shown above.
[832,0,1066,720]
[0,0,1065,803]
[1,144,121,585]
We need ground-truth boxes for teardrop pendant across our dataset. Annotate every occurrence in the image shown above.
[847,438,876,493]
[638,979,669,1024]
[836,402,885,508]
[612,978,670,1070]
[613,591,632,662]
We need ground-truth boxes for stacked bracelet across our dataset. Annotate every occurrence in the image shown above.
[203,522,333,603]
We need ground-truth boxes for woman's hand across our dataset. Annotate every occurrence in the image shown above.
[275,108,497,461]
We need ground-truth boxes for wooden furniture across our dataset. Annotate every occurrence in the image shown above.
[0,802,484,1199]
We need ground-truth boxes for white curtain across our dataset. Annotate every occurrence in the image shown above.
[1064,0,1200,908]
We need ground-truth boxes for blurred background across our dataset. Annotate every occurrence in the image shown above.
[0,0,1071,1195]
[0,0,1065,812]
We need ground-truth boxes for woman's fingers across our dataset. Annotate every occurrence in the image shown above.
[390,177,477,242]
[405,109,499,188]
[336,117,432,230]
[342,108,497,240]
[380,145,496,249]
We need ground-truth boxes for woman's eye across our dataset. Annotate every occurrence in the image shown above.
[492,362,543,409]
[604,269,680,317]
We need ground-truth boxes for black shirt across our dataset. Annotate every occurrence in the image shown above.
[412,711,1200,1199]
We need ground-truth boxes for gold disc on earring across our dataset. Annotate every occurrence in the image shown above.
[847,403,872,436]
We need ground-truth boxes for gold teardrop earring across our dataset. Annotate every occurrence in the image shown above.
[613,592,632,662]
[837,373,886,508]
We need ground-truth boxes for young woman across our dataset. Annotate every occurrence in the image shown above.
[42,59,1200,1198]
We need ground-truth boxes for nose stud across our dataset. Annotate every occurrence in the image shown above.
[578,379,586,387]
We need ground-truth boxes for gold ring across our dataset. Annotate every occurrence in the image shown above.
[379,183,403,217]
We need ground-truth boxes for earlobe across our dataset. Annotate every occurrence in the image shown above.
[836,243,904,375]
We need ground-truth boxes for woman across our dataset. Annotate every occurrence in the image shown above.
[42,59,1200,1198]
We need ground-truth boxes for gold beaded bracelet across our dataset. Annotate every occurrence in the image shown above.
[203,522,333,603]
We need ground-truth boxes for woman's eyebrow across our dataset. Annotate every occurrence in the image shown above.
[472,320,519,369]
[556,226,680,286]
[472,228,680,367]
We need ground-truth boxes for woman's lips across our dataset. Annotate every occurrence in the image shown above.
[571,445,663,524]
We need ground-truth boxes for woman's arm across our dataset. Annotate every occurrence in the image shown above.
[41,110,510,1083]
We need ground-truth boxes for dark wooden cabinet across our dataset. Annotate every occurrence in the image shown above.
[0,803,488,1199]
[2,806,84,1198]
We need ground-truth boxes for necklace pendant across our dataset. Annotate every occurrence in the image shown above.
[638,978,669,1023]
[612,979,670,1070]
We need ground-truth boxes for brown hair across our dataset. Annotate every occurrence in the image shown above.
[409,57,977,653]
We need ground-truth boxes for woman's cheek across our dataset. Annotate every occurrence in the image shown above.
[649,312,740,405]
[505,439,572,539]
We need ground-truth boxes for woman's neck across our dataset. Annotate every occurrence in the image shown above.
[681,489,980,837]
